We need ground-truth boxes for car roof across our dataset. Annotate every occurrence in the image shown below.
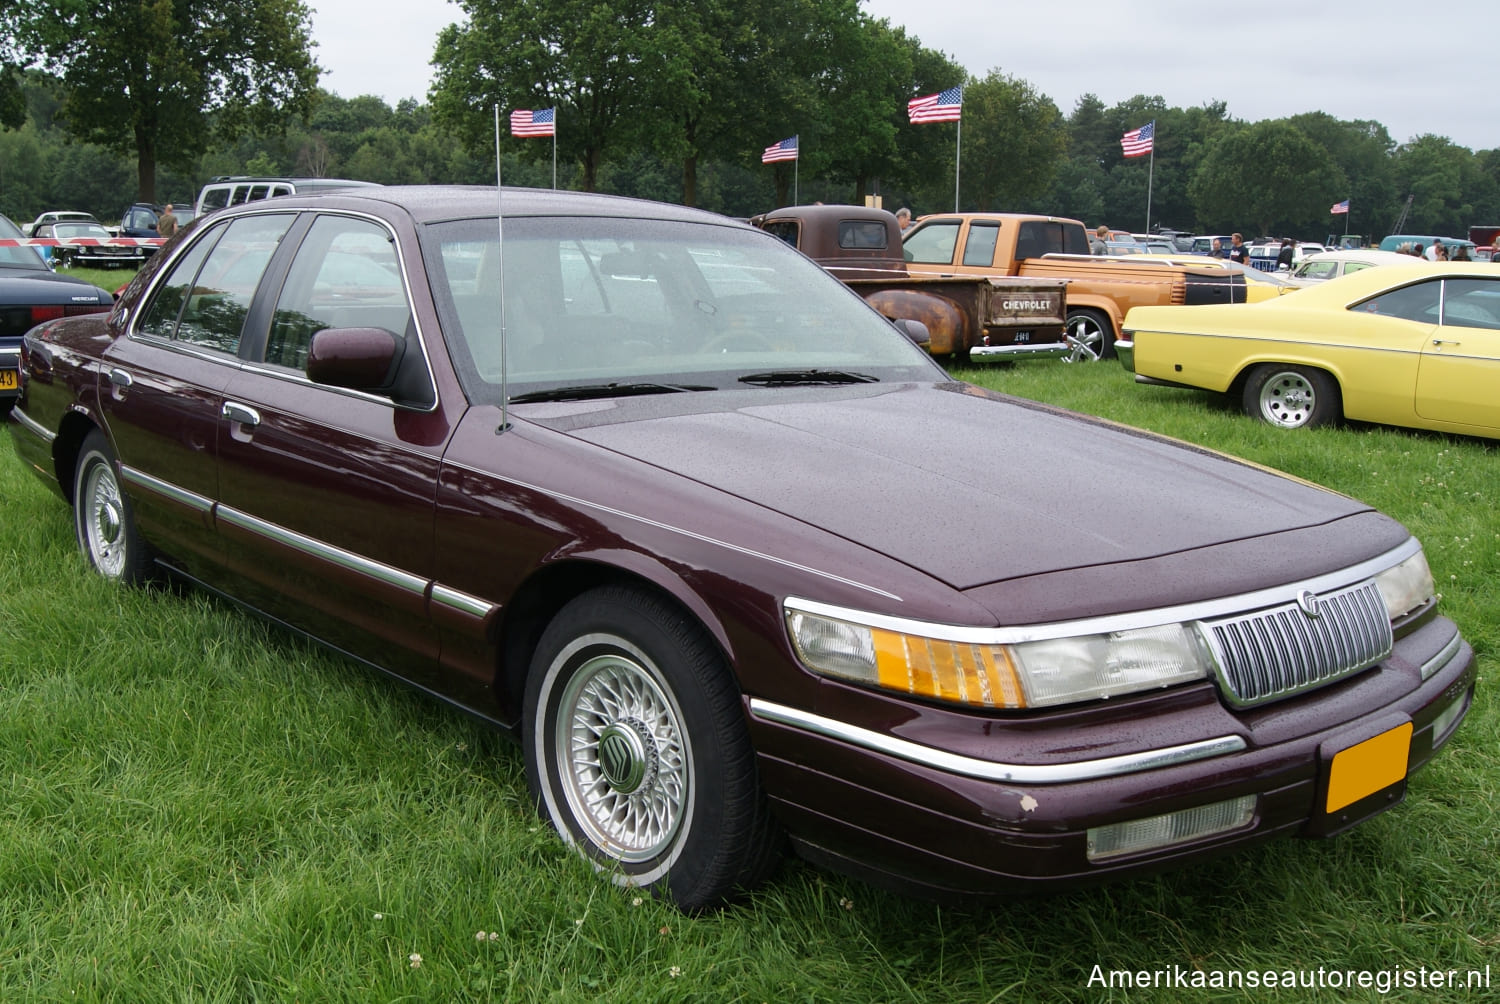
[213,184,751,229]
[1286,260,1500,302]
[1301,249,1414,265]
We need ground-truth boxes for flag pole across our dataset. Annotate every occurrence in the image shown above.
[794,135,799,205]
[954,117,962,212]
[1145,141,1154,233]
[552,128,557,190]
[1344,198,1350,239]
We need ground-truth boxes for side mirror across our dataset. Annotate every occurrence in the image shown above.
[892,317,929,347]
[306,327,405,392]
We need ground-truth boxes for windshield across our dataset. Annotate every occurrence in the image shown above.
[422,216,944,403]
[54,223,112,240]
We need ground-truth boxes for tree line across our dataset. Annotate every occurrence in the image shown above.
[4,0,1499,242]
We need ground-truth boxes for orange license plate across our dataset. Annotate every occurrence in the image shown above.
[1326,723,1412,813]
[0,369,18,391]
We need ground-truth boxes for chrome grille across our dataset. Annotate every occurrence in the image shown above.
[1201,580,1392,707]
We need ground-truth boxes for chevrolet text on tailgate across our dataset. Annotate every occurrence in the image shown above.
[7,185,1475,910]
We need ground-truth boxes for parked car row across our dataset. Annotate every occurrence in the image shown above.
[3,187,1476,912]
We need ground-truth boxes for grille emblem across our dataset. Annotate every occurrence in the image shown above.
[1296,590,1321,618]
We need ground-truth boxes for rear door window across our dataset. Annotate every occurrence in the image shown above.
[135,214,295,354]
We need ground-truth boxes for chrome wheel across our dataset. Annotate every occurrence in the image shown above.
[1062,309,1112,362]
[82,461,129,578]
[552,639,689,863]
[1244,365,1339,429]
[524,587,782,910]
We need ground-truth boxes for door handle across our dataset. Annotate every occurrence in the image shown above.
[1431,338,1460,347]
[221,401,261,427]
[108,368,133,388]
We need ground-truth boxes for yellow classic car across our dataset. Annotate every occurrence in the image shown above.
[1117,262,1500,438]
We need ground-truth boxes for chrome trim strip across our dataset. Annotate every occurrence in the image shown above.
[215,505,429,596]
[10,406,54,442]
[120,465,214,514]
[786,538,1420,644]
[430,583,495,619]
[749,699,1246,783]
[1420,628,1464,681]
[0,346,21,361]
[440,462,901,602]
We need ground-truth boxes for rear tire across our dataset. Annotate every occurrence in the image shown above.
[524,585,781,911]
[73,430,153,584]
[1242,364,1340,429]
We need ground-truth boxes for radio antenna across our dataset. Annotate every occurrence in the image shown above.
[494,104,511,435]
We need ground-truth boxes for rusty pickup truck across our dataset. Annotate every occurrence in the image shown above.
[751,205,1069,361]
[901,213,1248,360]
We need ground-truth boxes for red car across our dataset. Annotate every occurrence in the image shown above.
[7,187,1475,910]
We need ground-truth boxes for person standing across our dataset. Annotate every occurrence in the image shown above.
[1228,233,1248,265]
[1091,225,1109,255]
[895,207,913,231]
[157,204,179,238]
[1424,240,1441,261]
[1276,238,1294,271]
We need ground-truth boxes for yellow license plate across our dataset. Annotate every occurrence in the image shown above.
[0,369,18,391]
[1326,723,1412,813]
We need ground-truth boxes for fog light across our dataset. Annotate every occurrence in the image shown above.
[1431,693,1469,749]
[1086,795,1257,862]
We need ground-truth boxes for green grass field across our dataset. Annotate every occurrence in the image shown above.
[2,359,1495,1001]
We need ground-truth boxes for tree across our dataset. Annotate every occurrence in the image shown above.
[958,70,1064,211]
[431,0,660,192]
[1189,121,1341,235]
[9,0,320,203]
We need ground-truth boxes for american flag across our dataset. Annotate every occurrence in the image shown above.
[908,87,963,124]
[1121,121,1155,158]
[762,136,799,163]
[510,108,555,137]
[1330,199,1350,214]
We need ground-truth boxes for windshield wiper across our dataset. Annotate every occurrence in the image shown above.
[508,382,713,404]
[737,369,879,387]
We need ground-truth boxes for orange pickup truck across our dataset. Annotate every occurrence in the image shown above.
[902,213,1249,359]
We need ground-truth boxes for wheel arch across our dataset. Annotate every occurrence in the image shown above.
[51,411,106,508]
[495,555,736,720]
[1229,357,1346,402]
[1062,296,1122,335]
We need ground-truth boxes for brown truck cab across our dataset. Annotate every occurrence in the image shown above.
[903,214,1247,360]
[753,205,1069,361]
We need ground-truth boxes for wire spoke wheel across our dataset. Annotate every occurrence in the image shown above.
[555,646,689,862]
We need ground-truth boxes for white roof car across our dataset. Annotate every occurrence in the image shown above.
[1284,249,1417,286]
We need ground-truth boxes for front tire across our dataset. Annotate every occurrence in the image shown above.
[1242,364,1340,429]
[524,586,780,911]
[1063,308,1114,361]
[73,430,153,584]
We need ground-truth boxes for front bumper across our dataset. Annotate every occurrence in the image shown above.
[748,615,1474,900]
[1114,337,1135,371]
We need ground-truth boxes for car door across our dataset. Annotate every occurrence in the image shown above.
[215,212,457,683]
[1415,277,1500,431]
[99,212,295,576]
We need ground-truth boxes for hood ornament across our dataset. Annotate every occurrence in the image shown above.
[1296,589,1322,618]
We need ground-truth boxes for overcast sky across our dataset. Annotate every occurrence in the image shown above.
[310,0,1498,152]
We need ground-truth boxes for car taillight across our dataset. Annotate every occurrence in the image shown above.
[29,306,66,324]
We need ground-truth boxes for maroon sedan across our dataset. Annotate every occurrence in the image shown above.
[7,187,1474,910]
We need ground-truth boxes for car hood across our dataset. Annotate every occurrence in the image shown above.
[521,382,1377,594]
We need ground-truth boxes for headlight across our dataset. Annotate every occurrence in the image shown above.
[785,605,1212,710]
[1373,548,1435,620]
